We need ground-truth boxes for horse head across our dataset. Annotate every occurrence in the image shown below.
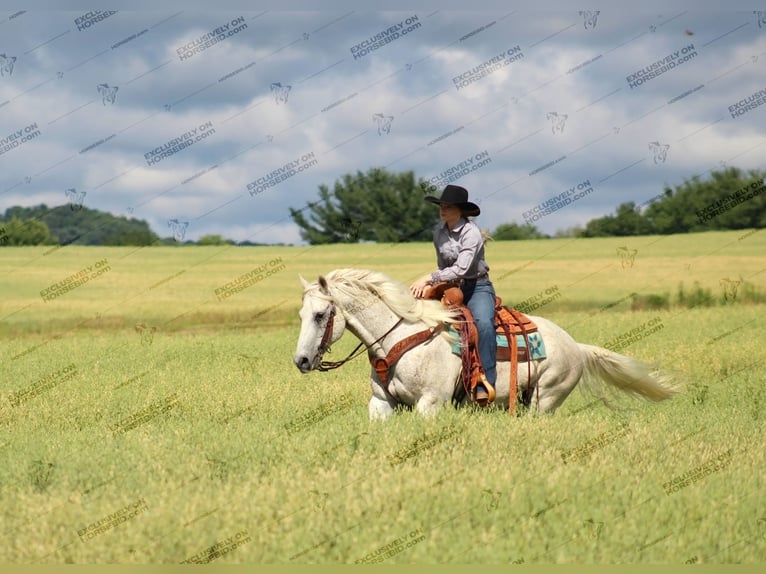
[293,274,347,372]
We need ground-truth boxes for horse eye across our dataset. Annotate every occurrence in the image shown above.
[314,312,325,323]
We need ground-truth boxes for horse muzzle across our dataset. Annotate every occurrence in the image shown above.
[293,354,317,373]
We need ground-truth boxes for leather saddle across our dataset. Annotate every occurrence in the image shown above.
[422,282,492,406]
[423,281,539,414]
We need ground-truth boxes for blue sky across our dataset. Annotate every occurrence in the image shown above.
[1,3,765,243]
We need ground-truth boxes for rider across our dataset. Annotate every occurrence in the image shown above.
[409,184,497,406]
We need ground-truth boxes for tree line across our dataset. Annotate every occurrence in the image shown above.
[1,166,763,246]
[0,205,270,247]
[289,166,764,242]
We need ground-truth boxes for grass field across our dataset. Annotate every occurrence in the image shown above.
[1,230,765,563]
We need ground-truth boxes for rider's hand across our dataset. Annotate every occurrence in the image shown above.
[409,274,432,299]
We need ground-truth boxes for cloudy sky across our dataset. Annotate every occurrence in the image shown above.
[1,3,765,243]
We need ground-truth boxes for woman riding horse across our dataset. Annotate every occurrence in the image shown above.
[409,184,498,406]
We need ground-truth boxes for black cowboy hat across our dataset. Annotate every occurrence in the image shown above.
[424,184,480,216]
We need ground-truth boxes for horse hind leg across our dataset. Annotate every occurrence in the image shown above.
[415,393,445,417]
[529,363,583,414]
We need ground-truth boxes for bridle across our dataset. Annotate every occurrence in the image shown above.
[315,301,404,372]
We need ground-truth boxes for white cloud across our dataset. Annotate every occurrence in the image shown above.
[1,9,765,242]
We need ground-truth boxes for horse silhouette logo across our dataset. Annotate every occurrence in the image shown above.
[29,460,55,493]
[309,489,329,511]
[482,489,502,511]
[341,216,362,240]
[755,11,766,28]
[546,112,568,134]
[720,277,742,301]
[616,246,637,268]
[648,141,670,164]
[691,383,708,405]
[0,54,16,77]
[65,188,86,211]
[97,83,118,105]
[579,11,600,29]
[372,113,394,135]
[582,518,604,540]
[168,219,189,241]
[237,353,259,375]
[757,516,766,537]
[270,82,291,104]
[135,323,158,345]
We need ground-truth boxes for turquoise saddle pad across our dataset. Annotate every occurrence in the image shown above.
[448,326,547,360]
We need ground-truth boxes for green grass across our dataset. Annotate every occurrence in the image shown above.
[1,230,765,563]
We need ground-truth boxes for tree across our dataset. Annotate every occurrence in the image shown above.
[1,204,160,246]
[289,168,439,244]
[0,216,56,245]
[198,234,234,245]
[581,202,654,237]
[491,222,548,240]
[645,167,766,232]
[577,167,765,237]
[553,225,584,238]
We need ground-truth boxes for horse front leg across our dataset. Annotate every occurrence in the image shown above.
[368,394,395,420]
[368,374,397,420]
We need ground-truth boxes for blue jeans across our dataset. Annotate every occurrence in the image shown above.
[462,278,497,387]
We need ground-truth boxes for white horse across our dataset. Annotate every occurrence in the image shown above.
[293,269,676,420]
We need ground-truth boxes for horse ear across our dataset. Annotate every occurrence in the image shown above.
[318,275,329,294]
[299,274,310,289]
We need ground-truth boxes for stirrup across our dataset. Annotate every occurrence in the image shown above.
[472,375,495,406]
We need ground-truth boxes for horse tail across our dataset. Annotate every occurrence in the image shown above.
[577,343,676,402]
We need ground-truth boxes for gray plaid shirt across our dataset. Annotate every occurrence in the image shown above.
[429,218,489,284]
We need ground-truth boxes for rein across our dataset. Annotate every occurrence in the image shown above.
[316,303,405,372]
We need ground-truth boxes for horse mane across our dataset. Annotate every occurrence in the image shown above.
[320,268,460,327]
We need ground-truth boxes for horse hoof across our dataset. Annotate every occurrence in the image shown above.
[474,388,490,407]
